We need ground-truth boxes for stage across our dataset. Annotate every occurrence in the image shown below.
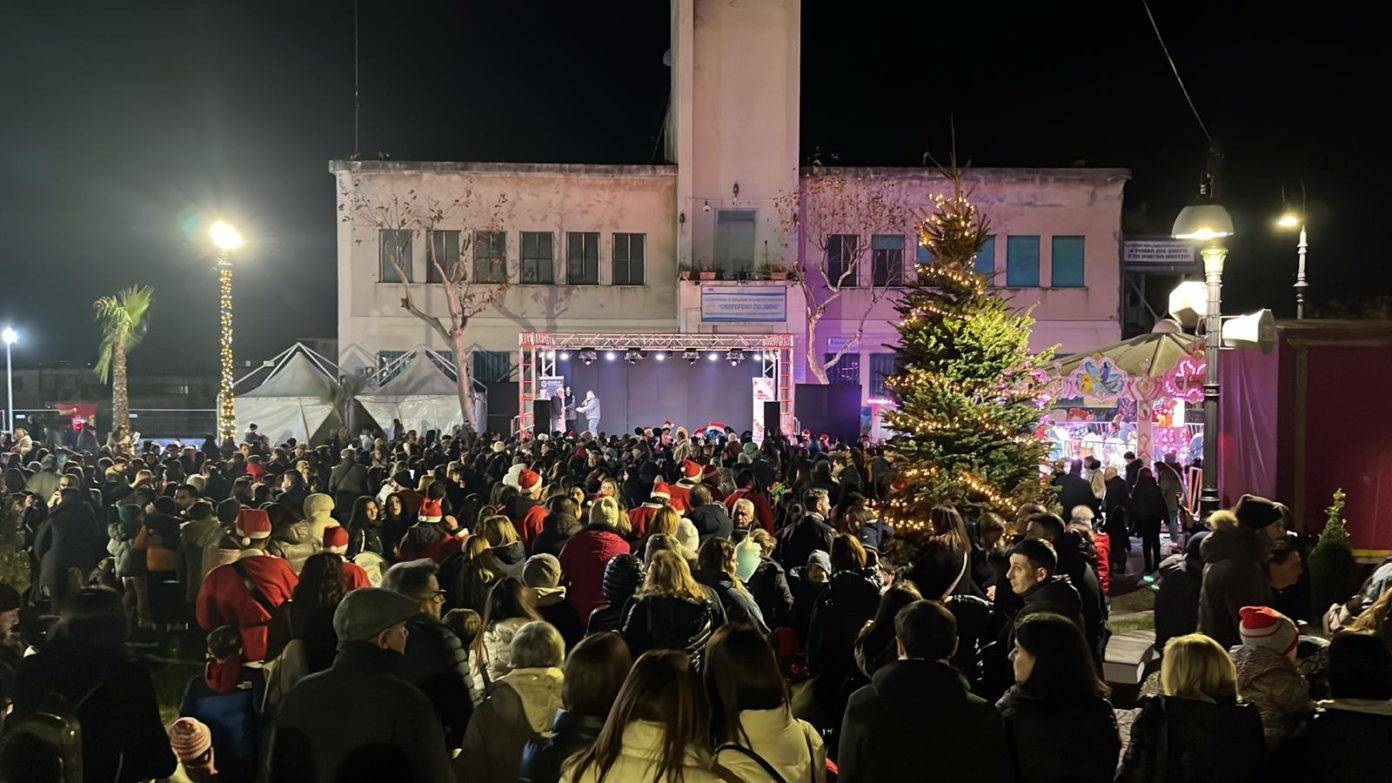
[518,333,794,438]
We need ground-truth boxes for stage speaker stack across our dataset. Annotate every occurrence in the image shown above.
[763,401,781,436]
[532,399,552,433]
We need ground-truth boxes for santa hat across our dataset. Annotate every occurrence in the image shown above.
[503,463,526,489]
[418,498,443,524]
[518,469,541,492]
[324,525,349,554]
[234,508,272,546]
[1238,605,1299,658]
[167,717,214,763]
[681,459,702,480]
[651,482,671,501]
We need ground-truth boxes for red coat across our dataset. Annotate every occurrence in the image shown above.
[668,482,695,514]
[196,553,298,661]
[343,561,372,589]
[1091,532,1112,595]
[724,488,775,534]
[559,525,631,620]
[626,504,662,539]
[518,504,548,546]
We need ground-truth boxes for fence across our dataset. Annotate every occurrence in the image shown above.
[3,408,218,440]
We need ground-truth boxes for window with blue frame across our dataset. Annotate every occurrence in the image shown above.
[974,235,996,281]
[1051,235,1085,287]
[1006,235,1040,287]
[823,352,861,385]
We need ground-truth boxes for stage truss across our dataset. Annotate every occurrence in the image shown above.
[518,332,795,436]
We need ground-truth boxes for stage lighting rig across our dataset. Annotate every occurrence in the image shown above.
[579,348,598,365]
[625,348,645,364]
[682,349,700,365]
[726,348,745,366]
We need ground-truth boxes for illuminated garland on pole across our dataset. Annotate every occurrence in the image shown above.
[217,258,236,442]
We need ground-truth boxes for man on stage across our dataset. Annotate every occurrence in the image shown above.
[549,386,565,434]
[576,390,601,435]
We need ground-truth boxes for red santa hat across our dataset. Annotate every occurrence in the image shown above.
[324,525,348,555]
[1239,605,1298,658]
[681,459,702,480]
[418,498,443,523]
[235,508,272,546]
[518,469,541,492]
[651,482,671,501]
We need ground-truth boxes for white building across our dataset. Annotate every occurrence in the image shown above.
[332,0,1127,432]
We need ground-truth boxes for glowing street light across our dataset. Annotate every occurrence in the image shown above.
[1276,211,1309,319]
[209,220,244,442]
[2,326,16,434]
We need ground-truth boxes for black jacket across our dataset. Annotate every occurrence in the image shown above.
[693,569,769,634]
[996,687,1119,783]
[1154,533,1207,652]
[1128,481,1169,531]
[34,489,106,604]
[529,513,580,558]
[746,557,795,630]
[268,641,454,783]
[838,658,1013,783]
[1017,575,1084,634]
[9,637,176,783]
[621,593,721,667]
[518,709,606,783]
[1116,695,1264,783]
[1055,473,1098,517]
[776,514,836,572]
[1198,519,1272,650]
[399,614,475,749]
[688,502,733,544]
[1266,702,1392,782]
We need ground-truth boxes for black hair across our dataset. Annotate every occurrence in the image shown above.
[1014,612,1108,701]
[894,599,956,660]
[1011,537,1058,575]
[1027,512,1067,541]
[1329,631,1392,700]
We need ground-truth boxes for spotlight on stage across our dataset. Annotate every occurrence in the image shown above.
[682,349,700,365]
[544,350,556,359]
[707,352,718,362]
[559,351,571,361]
[604,351,618,362]
[625,348,644,364]
[579,348,597,365]
[726,348,745,366]
[653,352,666,362]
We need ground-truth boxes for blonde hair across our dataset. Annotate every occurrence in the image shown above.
[639,549,706,603]
[478,515,520,547]
[749,528,776,556]
[463,535,497,582]
[1161,633,1238,702]
[650,506,682,539]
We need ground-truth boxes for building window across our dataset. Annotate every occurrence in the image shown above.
[826,234,859,287]
[612,233,645,286]
[823,352,861,385]
[1006,235,1040,287]
[872,234,905,287]
[715,210,756,278]
[974,235,997,281]
[869,353,896,398]
[520,231,554,284]
[567,232,600,285]
[472,350,512,383]
[376,350,408,383]
[379,229,412,283]
[426,230,461,283]
[426,350,457,378]
[472,231,506,283]
[1051,235,1086,288]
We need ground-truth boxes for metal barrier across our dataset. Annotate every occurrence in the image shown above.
[2,407,217,440]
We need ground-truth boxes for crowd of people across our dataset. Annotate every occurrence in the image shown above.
[0,420,1389,782]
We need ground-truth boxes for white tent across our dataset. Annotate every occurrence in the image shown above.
[357,351,466,435]
[233,346,339,444]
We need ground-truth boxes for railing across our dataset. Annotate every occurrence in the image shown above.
[3,408,217,440]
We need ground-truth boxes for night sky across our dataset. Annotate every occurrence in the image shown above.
[1,1,1384,374]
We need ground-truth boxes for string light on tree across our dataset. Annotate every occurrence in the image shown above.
[210,220,244,442]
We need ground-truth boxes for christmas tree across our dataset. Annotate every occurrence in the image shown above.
[880,169,1055,565]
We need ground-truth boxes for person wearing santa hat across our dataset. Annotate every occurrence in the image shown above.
[510,469,548,546]
[195,508,299,662]
[626,483,671,540]
[668,459,702,514]
[1230,605,1313,746]
[323,526,372,589]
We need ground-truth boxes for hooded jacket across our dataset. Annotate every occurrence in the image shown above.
[693,568,770,635]
[1198,518,1272,649]
[838,658,1013,783]
[519,709,606,783]
[1017,575,1084,633]
[559,524,631,620]
[1154,531,1208,652]
[456,666,564,783]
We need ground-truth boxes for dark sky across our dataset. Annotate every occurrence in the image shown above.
[1,1,1384,374]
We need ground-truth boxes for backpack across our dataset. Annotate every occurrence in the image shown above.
[0,679,110,783]
[231,560,294,661]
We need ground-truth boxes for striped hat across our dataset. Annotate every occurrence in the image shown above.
[1238,605,1298,658]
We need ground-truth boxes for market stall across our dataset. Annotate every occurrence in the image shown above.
[356,350,466,436]
[233,344,341,445]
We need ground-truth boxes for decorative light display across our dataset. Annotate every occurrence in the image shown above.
[217,259,236,442]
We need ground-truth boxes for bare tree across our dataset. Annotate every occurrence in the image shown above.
[339,180,509,434]
[775,165,911,384]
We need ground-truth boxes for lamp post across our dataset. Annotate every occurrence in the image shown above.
[210,220,244,443]
[2,326,16,435]
[1277,212,1308,318]
[1173,198,1234,519]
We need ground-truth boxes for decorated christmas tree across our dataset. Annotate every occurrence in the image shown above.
[880,169,1055,566]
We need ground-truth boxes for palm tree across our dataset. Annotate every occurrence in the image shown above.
[93,285,155,433]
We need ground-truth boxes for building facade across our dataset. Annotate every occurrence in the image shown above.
[332,0,1128,431]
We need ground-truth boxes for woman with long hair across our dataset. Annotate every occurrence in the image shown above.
[520,632,634,783]
[382,491,414,555]
[470,576,542,698]
[705,624,826,781]
[478,514,527,579]
[564,650,721,783]
[622,549,721,666]
[289,552,351,673]
[996,613,1119,782]
[853,583,923,678]
[345,496,384,559]
[1116,633,1264,782]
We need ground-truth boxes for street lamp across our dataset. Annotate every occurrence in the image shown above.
[210,220,244,443]
[1276,211,1309,319]
[2,326,16,435]
[1173,196,1234,518]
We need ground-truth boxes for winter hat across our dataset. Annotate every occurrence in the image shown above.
[333,587,421,644]
[503,463,526,489]
[167,718,214,763]
[324,525,349,555]
[418,498,443,524]
[681,459,702,480]
[392,470,413,488]
[805,550,832,576]
[0,582,21,614]
[304,493,334,519]
[734,536,761,583]
[491,441,506,454]
[650,482,671,501]
[234,508,272,546]
[674,517,700,554]
[518,469,541,492]
[602,554,644,601]
[117,504,143,526]
[1239,605,1299,658]
[1235,494,1288,530]
[152,496,177,516]
[590,496,620,529]
[742,442,759,459]
[522,553,562,589]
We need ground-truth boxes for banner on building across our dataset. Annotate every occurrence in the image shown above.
[1123,240,1196,264]
[752,377,776,443]
[701,286,787,323]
